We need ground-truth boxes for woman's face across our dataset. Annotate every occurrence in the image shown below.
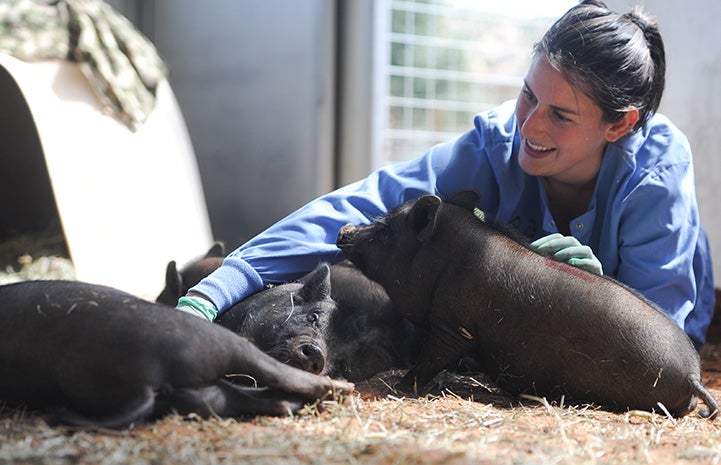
[515,55,629,186]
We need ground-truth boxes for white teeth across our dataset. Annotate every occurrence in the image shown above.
[527,140,554,152]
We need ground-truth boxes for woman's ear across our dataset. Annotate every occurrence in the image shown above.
[605,108,640,142]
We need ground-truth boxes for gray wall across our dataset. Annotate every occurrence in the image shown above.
[112,0,336,250]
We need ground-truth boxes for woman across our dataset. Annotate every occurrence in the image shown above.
[179,0,715,348]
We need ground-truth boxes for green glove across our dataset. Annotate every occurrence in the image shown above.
[176,295,218,322]
[531,233,603,276]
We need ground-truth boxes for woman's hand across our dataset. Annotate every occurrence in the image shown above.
[531,233,603,275]
[176,294,218,322]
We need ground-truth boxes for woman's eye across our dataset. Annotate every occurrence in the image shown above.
[554,111,572,123]
[522,88,536,104]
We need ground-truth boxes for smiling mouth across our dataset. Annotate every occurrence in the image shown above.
[524,139,556,157]
[527,140,554,151]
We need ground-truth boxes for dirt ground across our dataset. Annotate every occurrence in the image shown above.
[2,298,721,465]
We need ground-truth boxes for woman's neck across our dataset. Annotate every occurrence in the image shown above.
[542,176,597,236]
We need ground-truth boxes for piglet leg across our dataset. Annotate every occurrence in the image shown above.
[399,323,475,394]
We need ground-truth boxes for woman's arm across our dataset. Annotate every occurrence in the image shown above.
[189,142,458,313]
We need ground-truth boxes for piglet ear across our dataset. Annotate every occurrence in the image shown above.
[205,241,226,258]
[298,263,332,301]
[164,260,183,297]
[411,195,442,242]
[447,190,480,211]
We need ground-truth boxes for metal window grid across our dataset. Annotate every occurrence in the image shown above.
[380,0,558,165]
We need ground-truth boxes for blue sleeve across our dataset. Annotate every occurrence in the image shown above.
[190,135,469,312]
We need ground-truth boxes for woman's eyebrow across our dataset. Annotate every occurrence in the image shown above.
[522,80,579,117]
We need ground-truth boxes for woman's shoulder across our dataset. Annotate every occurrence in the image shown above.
[605,113,695,205]
[624,113,692,169]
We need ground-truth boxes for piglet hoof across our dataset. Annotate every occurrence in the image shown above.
[397,371,430,397]
[699,406,719,420]
[329,378,355,400]
[309,376,354,404]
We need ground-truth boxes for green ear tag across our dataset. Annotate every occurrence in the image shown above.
[472,207,485,221]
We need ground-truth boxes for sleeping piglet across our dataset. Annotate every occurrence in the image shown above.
[0,280,353,428]
[160,245,419,382]
[336,192,718,419]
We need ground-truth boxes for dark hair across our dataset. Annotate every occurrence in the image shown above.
[534,0,665,131]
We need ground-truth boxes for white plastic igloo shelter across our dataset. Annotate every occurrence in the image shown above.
[0,52,214,300]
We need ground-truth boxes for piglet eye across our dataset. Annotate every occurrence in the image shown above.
[307,312,319,324]
[378,225,393,242]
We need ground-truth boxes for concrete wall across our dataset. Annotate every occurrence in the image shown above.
[110,0,336,250]
[607,0,721,285]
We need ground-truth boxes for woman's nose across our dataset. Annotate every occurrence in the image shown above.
[520,106,544,139]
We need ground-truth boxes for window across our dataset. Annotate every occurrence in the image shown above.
[380,0,574,165]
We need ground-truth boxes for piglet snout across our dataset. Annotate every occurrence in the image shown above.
[292,342,327,375]
[336,223,357,249]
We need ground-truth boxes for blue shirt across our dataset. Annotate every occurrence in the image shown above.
[191,100,715,347]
